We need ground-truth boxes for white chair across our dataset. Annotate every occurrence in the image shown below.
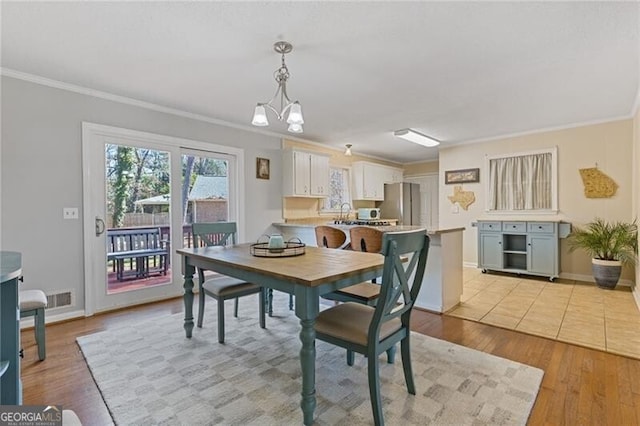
[19,289,47,360]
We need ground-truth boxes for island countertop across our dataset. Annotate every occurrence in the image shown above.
[273,222,465,235]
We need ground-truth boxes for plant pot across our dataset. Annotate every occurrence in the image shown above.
[591,259,622,289]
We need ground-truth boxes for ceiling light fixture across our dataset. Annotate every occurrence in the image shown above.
[252,41,304,133]
[344,144,353,156]
[393,128,440,147]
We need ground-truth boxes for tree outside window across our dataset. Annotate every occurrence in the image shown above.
[323,167,352,211]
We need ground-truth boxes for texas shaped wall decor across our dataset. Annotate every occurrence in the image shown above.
[447,185,476,210]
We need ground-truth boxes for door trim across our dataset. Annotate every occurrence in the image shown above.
[81,122,245,315]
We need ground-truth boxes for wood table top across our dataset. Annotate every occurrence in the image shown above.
[177,244,384,288]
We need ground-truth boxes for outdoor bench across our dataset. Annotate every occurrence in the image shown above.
[106,227,170,281]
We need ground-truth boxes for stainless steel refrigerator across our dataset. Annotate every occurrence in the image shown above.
[379,182,421,226]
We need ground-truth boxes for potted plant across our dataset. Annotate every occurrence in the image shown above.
[567,218,638,289]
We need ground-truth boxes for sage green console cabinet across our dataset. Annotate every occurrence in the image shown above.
[477,221,570,281]
[1,251,22,405]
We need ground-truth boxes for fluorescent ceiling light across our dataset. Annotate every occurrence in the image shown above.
[393,128,440,147]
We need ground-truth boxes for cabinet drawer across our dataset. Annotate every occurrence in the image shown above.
[479,221,502,232]
[503,222,526,232]
[528,222,556,233]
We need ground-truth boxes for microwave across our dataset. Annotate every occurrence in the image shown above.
[358,208,381,220]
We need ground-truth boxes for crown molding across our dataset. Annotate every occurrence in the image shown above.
[3,68,637,163]
[280,137,405,166]
[446,114,634,149]
[0,67,319,143]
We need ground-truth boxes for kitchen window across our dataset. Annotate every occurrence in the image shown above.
[486,147,557,213]
[322,167,352,211]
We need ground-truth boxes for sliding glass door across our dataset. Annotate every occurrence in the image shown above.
[82,123,243,314]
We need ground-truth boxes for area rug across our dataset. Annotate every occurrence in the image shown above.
[77,294,544,425]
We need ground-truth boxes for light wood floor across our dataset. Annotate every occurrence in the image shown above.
[448,268,640,359]
[21,296,640,425]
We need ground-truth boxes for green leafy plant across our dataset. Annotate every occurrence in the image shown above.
[568,218,638,266]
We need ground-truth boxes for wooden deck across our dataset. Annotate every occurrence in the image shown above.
[107,269,171,294]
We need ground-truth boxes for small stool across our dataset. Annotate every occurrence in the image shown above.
[19,290,47,361]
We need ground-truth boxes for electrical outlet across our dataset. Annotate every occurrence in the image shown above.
[63,207,79,220]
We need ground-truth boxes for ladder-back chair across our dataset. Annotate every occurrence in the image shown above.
[192,222,265,343]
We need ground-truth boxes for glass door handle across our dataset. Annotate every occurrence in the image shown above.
[95,217,106,236]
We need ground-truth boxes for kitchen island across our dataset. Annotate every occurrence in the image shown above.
[271,223,464,313]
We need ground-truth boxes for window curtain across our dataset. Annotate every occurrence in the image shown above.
[489,152,552,210]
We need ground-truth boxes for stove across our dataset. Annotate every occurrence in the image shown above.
[334,220,391,226]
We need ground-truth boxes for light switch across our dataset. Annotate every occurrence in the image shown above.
[450,204,459,214]
[63,207,79,220]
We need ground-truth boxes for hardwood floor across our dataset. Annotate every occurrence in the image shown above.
[21,298,640,425]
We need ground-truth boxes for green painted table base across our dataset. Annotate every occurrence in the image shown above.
[178,245,384,426]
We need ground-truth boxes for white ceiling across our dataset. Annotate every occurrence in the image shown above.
[2,2,638,163]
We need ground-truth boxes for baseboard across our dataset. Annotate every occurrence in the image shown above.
[559,272,633,287]
[415,302,443,313]
[20,309,86,329]
[462,263,634,287]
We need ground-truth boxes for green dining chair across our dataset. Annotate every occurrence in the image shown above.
[315,229,430,426]
[192,222,266,343]
[318,226,398,364]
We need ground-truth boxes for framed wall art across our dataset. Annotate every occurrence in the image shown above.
[256,157,270,180]
[445,168,479,184]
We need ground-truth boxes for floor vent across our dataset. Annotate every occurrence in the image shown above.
[46,291,73,310]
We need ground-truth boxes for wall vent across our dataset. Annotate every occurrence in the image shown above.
[46,291,73,310]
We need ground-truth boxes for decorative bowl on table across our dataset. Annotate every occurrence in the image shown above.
[250,236,305,257]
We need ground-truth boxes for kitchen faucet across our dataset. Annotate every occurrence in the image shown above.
[339,202,352,221]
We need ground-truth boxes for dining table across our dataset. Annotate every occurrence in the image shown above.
[176,243,385,425]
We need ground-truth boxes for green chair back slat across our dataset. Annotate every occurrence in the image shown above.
[192,222,238,247]
[369,230,430,345]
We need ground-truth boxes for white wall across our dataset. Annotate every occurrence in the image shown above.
[1,76,283,314]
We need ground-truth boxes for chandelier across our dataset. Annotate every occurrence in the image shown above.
[251,41,304,133]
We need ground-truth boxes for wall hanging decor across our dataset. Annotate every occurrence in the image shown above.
[579,166,617,198]
[257,157,270,180]
[447,185,476,210]
[445,168,479,184]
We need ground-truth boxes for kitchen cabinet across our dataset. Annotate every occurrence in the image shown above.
[1,251,22,405]
[283,150,330,197]
[476,220,570,281]
[352,161,403,200]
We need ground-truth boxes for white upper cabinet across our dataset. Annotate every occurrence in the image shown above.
[309,154,330,196]
[283,149,330,197]
[387,167,403,183]
[352,161,403,200]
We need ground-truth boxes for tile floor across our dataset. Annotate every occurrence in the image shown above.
[446,268,640,359]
